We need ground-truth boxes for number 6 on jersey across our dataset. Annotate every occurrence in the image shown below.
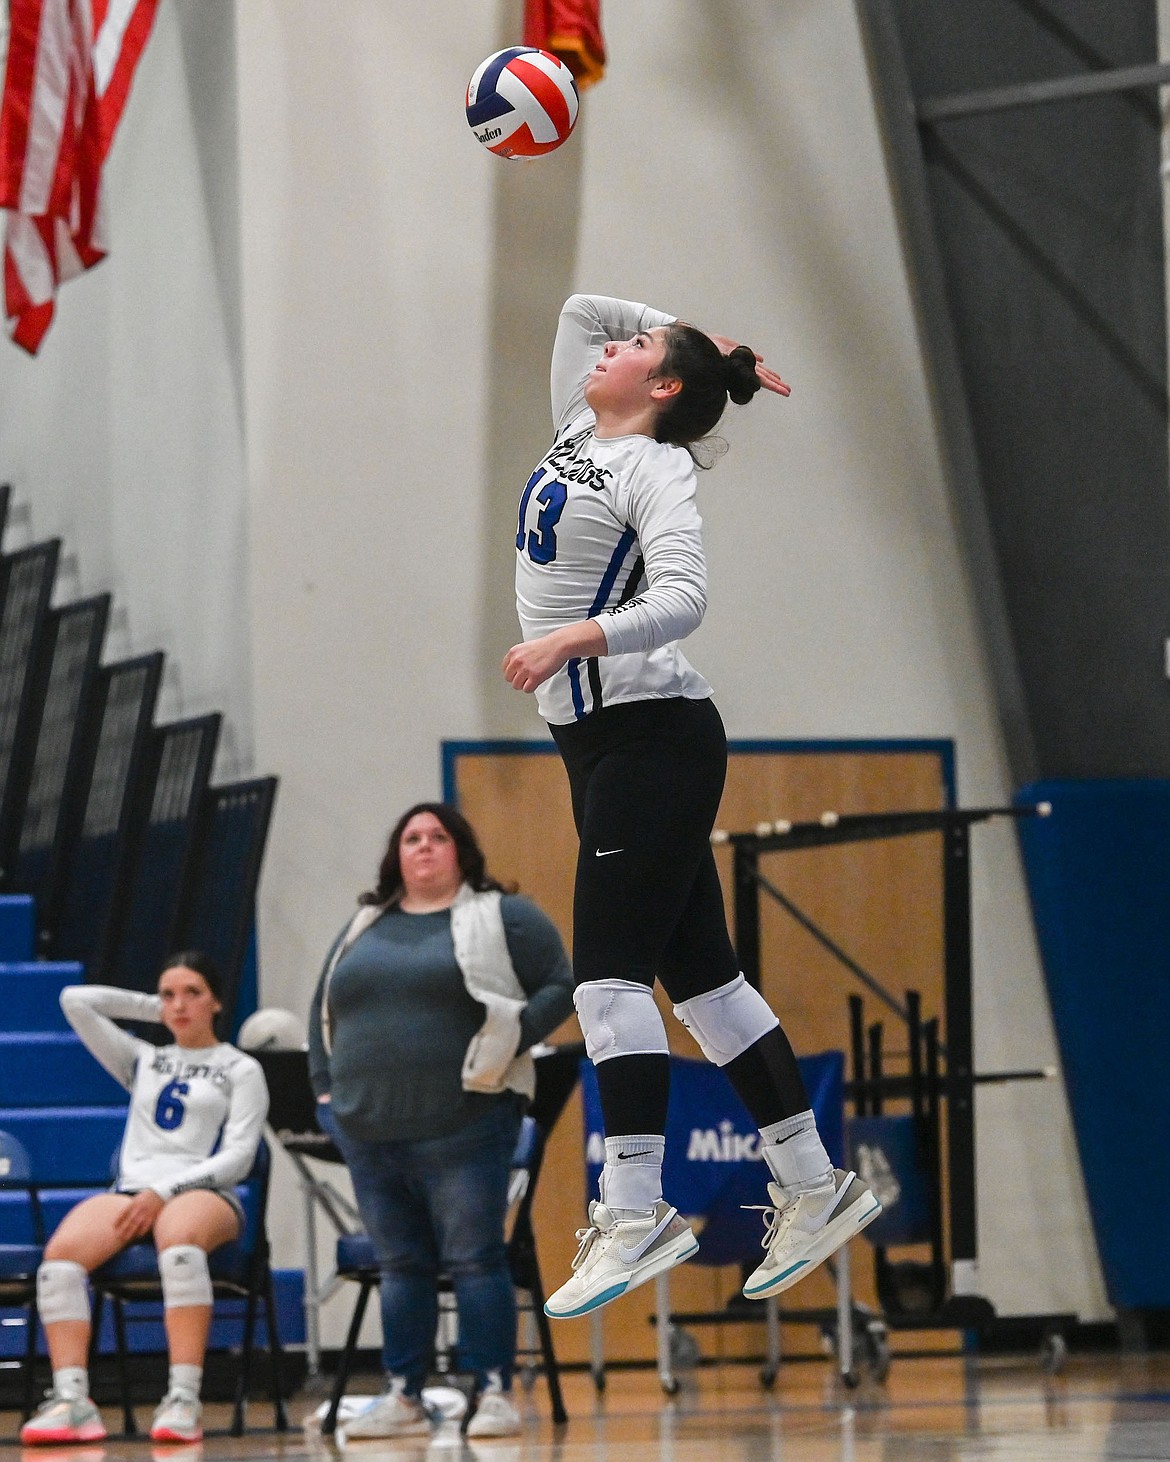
[154,1079,189,1131]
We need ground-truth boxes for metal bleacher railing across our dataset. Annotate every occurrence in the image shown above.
[0,483,283,1379]
[9,594,111,913]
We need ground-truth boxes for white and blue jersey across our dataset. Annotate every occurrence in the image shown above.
[514,294,714,725]
[60,985,268,1202]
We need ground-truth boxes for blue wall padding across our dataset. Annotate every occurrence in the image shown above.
[0,1108,127,1186]
[0,1034,128,1106]
[0,897,34,961]
[0,963,83,1030]
[1016,779,1170,1308]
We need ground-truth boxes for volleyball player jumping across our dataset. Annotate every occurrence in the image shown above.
[503,295,880,1318]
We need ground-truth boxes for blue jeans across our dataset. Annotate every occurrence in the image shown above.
[322,1098,522,1393]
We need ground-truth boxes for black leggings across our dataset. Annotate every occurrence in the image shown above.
[551,696,739,1001]
[552,697,810,1138]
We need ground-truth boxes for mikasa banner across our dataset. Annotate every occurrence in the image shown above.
[581,1052,844,1268]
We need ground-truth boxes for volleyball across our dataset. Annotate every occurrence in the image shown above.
[466,47,579,160]
[237,1007,306,1051]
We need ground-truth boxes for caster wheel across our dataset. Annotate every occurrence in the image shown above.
[759,1366,778,1390]
[591,1368,606,1393]
[841,1369,861,1389]
[1040,1332,1068,1375]
[660,1375,680,1396]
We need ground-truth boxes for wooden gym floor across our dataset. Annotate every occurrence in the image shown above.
[3,1353,1170,1459]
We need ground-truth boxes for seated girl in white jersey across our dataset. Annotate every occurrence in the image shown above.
[20,953,269,1446]
[504,295,881,1319]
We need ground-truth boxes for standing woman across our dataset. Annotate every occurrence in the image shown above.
[308,803,573,1441]
[20,954,268,1445]
[504,294,880,1319]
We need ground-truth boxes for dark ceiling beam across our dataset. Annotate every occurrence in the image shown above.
[919,61,1170,124]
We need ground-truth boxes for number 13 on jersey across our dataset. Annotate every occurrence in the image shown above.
[516,468,568,566]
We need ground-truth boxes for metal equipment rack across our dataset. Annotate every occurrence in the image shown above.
[724,802,1074,1376]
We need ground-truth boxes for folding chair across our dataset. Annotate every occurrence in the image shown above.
[0,1128,44,1420]
[252,1047,362,1383]
[90,1139,288,1437]
[321,1113,566,1433]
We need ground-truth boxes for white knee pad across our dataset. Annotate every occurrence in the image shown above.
[158,1245,213,1309]
[37,1260,90,1324]
[672,974,778,1066]
[573,979,669,1064]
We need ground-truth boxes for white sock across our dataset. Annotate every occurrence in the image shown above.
[54,1366,88,1401]
[168,1363,202,1402]
[601,1134,664,1215]
[759,1110,834,1193]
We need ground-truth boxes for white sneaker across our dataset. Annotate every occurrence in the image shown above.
[20,1393,107,1445]
[466,1377,521,1439]
[340,1377,431,1440]
[742,1168,882,1300]
[148,1391,203,1444]
[544,1199,698,1319]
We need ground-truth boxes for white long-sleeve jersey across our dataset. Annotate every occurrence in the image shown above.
[60,985,269,1201]
[514,294,714,725]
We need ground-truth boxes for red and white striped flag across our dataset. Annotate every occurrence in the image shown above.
[0,0,160,354]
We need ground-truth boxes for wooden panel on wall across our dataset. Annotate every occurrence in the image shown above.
[449,739,951,1365]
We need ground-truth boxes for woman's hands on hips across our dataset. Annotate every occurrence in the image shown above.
[114,1189,165,1242]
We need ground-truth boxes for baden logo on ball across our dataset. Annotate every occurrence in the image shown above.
[466,47,579,159]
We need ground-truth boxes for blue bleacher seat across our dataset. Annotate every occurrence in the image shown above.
[0,896,35,961]
[0,962,83,1030]
[0,1033,128,1106]
[0,1188,98,1245]
[0,1108,128,1188]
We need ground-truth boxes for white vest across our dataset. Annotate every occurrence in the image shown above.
[319,883,534,1100]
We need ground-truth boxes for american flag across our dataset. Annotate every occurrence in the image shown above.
[0,0,159,354]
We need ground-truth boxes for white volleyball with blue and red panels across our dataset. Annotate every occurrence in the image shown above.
[466,47,579,159]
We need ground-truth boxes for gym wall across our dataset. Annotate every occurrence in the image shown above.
[0,0,1106,1340]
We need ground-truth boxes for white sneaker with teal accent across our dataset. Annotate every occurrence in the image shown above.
[544,1199,698,1319]
[742,1168,881,1300]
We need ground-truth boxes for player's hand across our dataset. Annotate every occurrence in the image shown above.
[114,1189,166,1242]
[707,332,790,397]
[502,634,571,693]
